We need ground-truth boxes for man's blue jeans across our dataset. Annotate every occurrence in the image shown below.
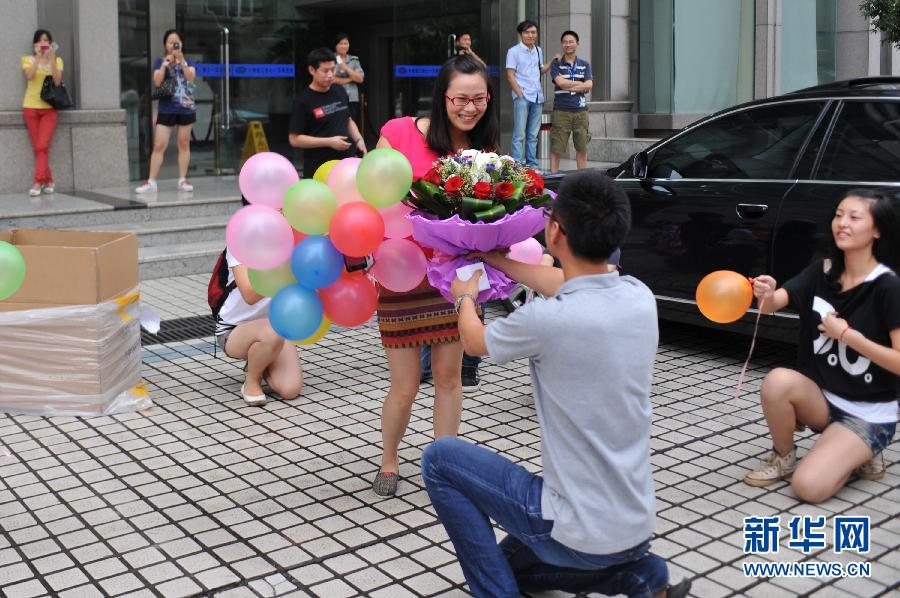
[422,437,669,598]
[511,96,543,168]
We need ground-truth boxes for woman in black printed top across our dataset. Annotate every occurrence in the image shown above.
[743,189,900,503]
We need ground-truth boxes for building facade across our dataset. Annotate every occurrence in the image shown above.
[1,0,898,193]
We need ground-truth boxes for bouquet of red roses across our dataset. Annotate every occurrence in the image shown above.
[407,150,551,222]
[405,150,551,303]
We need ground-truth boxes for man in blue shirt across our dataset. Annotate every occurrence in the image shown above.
[550,30,593,173]
[423,171,691,598]
[505,20,556,169]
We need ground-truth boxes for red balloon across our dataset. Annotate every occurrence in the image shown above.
[319,270,378,327]
[329,202,385,257]
[293,229,309,246]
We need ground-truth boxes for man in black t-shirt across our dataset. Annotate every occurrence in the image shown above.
[289,47,367,177]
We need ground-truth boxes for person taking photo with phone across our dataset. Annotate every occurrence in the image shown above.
[289,47,366,178]
[135,29,197,194]
[21,29,63,196]
[455,33,485,66]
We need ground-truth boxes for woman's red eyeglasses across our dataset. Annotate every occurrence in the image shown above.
[445,94,491,107]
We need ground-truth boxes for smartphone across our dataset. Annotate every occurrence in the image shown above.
[344,255,372,273]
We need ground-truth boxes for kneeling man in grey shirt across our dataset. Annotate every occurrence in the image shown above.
[421,170,691,598]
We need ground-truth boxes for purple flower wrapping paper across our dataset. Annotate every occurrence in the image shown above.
[407,206,548,302]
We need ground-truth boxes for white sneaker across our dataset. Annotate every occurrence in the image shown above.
[135,181,157,194]
[178,179,194,192]
[743,448,797,487]
[28,184,42,197]
[854,454,885,481]
[43,182,55,194]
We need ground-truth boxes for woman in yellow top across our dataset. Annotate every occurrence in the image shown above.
[22,29,63,197]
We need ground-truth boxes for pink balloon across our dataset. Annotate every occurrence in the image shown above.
[371,238,427,292]
[326,157,364,206]
[508,238,544,265]
[379,202,414,239]
[226,205,295,269]
[238,152,300,209]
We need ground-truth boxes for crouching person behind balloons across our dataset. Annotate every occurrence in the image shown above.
[215,210,304,407]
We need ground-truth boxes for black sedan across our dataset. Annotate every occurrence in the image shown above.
[546,78,900,341]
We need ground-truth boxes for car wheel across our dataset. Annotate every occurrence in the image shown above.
[501,284,530,313]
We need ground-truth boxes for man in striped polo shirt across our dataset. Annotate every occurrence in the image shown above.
[550,30,593,173]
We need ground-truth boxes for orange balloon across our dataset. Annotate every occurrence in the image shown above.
[696,270,753,324]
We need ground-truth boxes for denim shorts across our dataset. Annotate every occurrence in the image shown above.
[826,402,896,455]
[215,330,231,352]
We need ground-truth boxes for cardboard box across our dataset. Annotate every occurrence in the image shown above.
[0,230,145,415]
[0,229,139,310]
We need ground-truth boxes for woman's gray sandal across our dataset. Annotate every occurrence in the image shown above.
[372,471,399,496]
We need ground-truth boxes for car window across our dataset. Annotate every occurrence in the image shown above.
[648,102,825,180]
[816,101,900,181]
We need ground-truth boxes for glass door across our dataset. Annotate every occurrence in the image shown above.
[391,0,487,120]
[176,0,304,176]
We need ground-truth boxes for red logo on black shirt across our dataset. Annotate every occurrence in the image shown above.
[313,107,326,119]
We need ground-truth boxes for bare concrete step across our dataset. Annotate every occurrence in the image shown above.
[2,196,242,230]
[140,240,223,280]
[587,137,660,165]
[70,215,230,247]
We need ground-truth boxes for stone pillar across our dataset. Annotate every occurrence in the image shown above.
[884,43,900,75]
[836,1,881,79]
[0,0,128,193]
[542,0,593,106]
[754,0,781,99]
[609,0,631,101]
[0,1,38,112]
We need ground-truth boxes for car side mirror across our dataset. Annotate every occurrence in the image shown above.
[630,151,648,179]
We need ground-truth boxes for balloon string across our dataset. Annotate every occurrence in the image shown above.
[734,296,764,402]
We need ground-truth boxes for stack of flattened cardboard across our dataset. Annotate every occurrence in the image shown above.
[0,230,149,416]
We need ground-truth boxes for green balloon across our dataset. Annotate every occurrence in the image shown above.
[0,241,25,301]
[283,179,338,235]
[357,148,414,209]
[248,260,296,297]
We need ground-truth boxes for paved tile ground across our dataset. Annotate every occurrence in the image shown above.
[0,277,897,598]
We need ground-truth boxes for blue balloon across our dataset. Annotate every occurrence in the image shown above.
[291,236,345,290]
[268,284,323,340]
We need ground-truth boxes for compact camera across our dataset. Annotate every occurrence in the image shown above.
[172,42,181,51]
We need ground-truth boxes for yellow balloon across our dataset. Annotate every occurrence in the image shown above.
[313,160,340,183]
[292,316,331,345]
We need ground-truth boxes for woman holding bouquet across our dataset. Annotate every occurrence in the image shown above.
[371,55,499,496]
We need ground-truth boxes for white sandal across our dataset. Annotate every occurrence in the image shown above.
[240,383,267,406]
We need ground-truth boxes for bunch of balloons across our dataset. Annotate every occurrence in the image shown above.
[227,150,423,343]
[0,241,26,302]
[696,270,753,324]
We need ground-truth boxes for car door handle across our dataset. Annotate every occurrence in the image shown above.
[640,180,674,196]
[736,203,768,218]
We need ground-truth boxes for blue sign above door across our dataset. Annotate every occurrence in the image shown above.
[197,64,295,78]
[395,64,500,78]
